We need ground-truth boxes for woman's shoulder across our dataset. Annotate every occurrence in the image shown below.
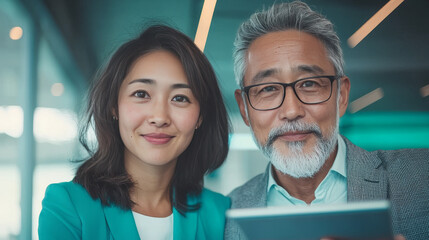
[43,181,102,210]
[46,181,84,192]
[200,188,229,201]
[199,188,231,210]
[39,181,104,239]
[45,181,89,197]
[189,188,230,239]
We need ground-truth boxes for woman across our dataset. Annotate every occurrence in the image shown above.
[39,25,230,240]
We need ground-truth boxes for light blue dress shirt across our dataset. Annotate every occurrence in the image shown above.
[267,135,347,206]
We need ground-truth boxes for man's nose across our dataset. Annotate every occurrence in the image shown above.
[277,87,305,121]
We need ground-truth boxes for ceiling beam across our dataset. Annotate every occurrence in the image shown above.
[17,0,87,93]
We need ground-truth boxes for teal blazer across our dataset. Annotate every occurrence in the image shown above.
[39,182,230,240]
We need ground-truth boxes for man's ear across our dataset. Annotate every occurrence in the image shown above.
[235,89,250,126]
[338,76,350,117]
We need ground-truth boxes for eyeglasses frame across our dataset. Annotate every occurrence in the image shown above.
[241,75,340,111]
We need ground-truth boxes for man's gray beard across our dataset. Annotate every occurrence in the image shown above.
[253,120,338,179]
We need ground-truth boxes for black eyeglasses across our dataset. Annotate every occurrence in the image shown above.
[242,75,339,111]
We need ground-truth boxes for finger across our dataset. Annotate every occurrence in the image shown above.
[394,234,406,240]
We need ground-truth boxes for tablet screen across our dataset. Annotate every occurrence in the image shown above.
[227,200,393,240]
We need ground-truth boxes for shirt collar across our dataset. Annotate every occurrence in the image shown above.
[332,135,347,178]
[267,134,347,193]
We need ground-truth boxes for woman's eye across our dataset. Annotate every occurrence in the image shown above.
[133,90,149,98]
[172,95,190,103]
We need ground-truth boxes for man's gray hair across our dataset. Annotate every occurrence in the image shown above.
[233,1,344,87]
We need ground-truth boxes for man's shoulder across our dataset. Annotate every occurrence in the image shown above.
[343,136,428,165]
[370,148,429,238]
[374,148,429,161]
[228,172,267,208]
[229,173,265,197]
[365,146,429,168]
[344,136,429,175]
[374,148,429,177]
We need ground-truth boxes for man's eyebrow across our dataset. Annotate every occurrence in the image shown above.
[294,65,325,75]
[251,68,280,84]
[128,79,154,85]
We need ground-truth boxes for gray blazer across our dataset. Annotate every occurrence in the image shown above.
[225,136,429,240]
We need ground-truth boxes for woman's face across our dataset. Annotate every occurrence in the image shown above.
[117,50,201,170]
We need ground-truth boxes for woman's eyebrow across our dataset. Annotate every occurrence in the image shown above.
[128,79,190,89]
[171,83,190,89]
[128,78,154,85]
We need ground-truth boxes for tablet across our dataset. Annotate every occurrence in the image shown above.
[226,200,394,240]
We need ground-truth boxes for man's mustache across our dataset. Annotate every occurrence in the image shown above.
[265,122,323,148]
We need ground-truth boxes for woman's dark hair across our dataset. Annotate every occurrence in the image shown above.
[74,24,230,213]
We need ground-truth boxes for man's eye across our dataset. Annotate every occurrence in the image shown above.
[301,80,319,88]
[256,85,281,94]
[172,95,190,103]
[261,85,278,92]
[133,90,149,98]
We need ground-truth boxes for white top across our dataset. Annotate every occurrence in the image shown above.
[132,211,173,240]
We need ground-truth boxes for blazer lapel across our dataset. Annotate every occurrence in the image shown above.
[343,137,388,201]
[257,164,270,207]
[103,204,140,239]
[173,199,198,240]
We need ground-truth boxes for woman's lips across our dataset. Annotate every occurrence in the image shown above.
[142,133,174,145]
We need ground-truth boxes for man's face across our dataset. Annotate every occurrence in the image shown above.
[235,30,350,177]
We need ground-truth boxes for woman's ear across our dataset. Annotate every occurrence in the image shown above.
[196,116,203,129]
[111,108,118,120]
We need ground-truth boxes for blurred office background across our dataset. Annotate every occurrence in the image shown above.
[0,0,428,239]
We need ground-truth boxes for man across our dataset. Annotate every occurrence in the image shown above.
[225,2,429,240]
